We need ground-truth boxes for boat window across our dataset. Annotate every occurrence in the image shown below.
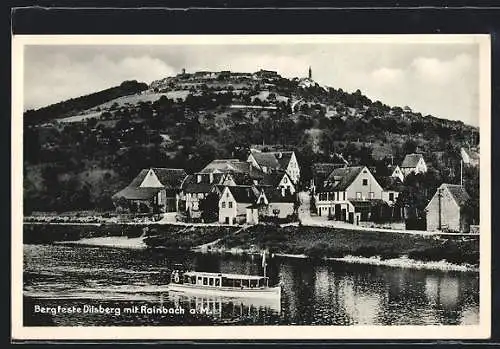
[215,278,220,287]
[221,277,231,287]
[234,279,241,288]
[209,278,214,286]
[197,276,202,285]
[203,277,208,285]
[191,276,196,284]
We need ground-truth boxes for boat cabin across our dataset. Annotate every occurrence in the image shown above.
[171,271,269,289]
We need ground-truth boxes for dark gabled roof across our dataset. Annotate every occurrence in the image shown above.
[261,171,289,187]
[127,169,150,188]
[378,176,405,191]
[262,188,296,203]
[200,159,266,181]
[325,166,365,191]
[227,186,259,204]
[182,173,222,193]
[272,151,293,169]
[250,151,280,169]
[114,168,187,200]
[126,168,186,189]
[200,159,247,174]
[227,172,256,186]
[401,154,424,168]
[312,163,345,177]
[151,168,187,189]
[443,184,471,207]
[112,186,161,200]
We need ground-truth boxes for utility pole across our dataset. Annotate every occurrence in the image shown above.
[437,187,442,230]
[460,160,463,186]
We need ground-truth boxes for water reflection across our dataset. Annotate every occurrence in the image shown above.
[23,245,479,326]
[167,293,281,323]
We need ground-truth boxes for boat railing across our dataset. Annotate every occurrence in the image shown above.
[180,271,271,289]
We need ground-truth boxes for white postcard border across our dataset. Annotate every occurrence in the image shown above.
[11,34,492,340]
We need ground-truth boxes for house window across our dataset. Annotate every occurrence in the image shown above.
[362,179,368,186]
[226,192,230,198]
[342,192,346,200]
[319,193,327,201]
[356,192,362,199]
[229,202,233,208]
[283,177,288,183]
[389,193,395,201]
[222,202,226,208]
[369,192,374,199]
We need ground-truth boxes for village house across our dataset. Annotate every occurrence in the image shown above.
[261,171,296,195]
[218,185,261,225]
[179,173,224,220]
[399,153,428,177]
[178,159,266,220]
[113,168,187,213]
[390,165,405,182]
[425,183,471,233]
[460,147,480,167]
[218,184,297,225]
[256,188,297,220]
[379,176,404,206]
[310,162,348,194]
[247,149,300,184]
[313,166,385,221]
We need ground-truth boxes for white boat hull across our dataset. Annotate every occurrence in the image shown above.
[168,283,281,299]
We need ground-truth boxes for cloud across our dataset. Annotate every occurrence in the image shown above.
[370,67,405,85]
[24,53,176,110]
[411,53,473,85]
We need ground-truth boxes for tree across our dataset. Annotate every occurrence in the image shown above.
[199,192,219,223]
[402,139,418,155]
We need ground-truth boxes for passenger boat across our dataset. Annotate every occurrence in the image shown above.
[167,252,281,299]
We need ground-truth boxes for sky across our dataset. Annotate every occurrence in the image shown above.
[23,38,482,126]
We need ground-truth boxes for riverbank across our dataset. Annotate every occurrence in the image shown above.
[208,224,479,266]
[23,223,240,249]
[23,222,479,267]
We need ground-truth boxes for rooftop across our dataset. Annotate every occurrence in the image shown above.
[401,154,424,168]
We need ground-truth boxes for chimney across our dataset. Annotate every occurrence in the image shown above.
[197,174,202,183]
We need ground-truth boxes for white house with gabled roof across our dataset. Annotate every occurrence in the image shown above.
[247,149,300,184]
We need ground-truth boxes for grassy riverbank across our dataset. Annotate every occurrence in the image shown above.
[23,223,239,248]
[213,224,479,266]
[24,222,479,266]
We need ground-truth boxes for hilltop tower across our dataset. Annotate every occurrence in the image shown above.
[308,66,312,79]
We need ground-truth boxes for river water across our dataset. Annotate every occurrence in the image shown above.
[23,244,479,326]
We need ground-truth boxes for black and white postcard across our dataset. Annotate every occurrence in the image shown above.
[12,34,491,340]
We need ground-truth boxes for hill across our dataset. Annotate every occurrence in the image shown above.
[24,80,149,124]
[22,69,479,213]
